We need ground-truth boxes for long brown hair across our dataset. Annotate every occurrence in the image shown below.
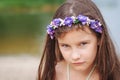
[38,0,120,80]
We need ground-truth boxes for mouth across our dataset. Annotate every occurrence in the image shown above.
[72,62,85,65]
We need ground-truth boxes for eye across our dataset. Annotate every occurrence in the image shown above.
[80,42,87,46]
[61,44,70,48]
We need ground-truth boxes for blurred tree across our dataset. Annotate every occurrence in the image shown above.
[0,0,65,54]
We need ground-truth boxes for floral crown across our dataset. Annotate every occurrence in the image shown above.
[47,14,103,39]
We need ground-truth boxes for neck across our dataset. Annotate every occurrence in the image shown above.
[72,65,95,74]
[68,64,96,79]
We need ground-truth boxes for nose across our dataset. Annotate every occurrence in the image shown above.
[71,48,81,61]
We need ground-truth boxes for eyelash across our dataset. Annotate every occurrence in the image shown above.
[61,44,69,48]
[80,42,87,46]
[61,42,87,48]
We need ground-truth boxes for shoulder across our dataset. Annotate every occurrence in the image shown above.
[55,60,67,80]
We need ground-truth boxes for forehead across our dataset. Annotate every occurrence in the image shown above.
[57,26,97,43]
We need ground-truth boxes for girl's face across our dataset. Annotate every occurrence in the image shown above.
[58,26,98,71]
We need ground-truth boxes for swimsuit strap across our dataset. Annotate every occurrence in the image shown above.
[67,63,70,80]
[86,64,96,80]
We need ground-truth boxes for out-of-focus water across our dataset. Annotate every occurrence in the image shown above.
[94,0,120,54]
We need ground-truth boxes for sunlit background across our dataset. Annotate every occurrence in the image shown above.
[0,0,120,80]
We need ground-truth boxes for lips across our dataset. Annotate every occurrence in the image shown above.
[72,61,85,65]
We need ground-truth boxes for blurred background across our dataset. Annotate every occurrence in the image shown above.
[0,0,120,80]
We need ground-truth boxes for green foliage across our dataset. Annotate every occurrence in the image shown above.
[0,13,52,37]
[0,0,65,7]
[0,0,63,37]
[0,0,64,54]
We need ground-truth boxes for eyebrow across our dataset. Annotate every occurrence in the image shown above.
[58,40,91,45]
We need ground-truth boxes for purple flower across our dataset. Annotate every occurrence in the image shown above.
[90,21,102,33]
[94,26,102,33]
[47,25,55,39]
[52,18,61,27]
[47,25,54,34]
[64,17,73,27]
[90,21,100,29]
[46,14,103,39]
[77,15,87,25]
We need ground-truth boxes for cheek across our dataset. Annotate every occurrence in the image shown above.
[85,44,98,62]
[60,48,69,56]
[59,48,71,61]
[61,52,70,61]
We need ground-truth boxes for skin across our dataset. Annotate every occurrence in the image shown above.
[56,26,99,80]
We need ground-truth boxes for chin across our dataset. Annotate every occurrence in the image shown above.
[71,64,88,71]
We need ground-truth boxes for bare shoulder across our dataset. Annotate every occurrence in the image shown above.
[55,60,67,80]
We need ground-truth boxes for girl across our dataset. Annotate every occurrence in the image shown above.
[38,0,120,80]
